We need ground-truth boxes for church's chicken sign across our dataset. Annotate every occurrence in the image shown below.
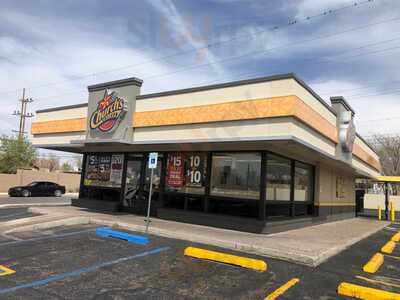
[90,90,127,132]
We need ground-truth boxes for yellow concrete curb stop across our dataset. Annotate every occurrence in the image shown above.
[264,278,300,300]
[0,265,15,276]
[391,232,400,242]
[184,246,267,272]
[338,282,400,300]
[363,253,384,274]
[381,241,396,254]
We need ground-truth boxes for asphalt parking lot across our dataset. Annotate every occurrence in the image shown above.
[0,222,399,299]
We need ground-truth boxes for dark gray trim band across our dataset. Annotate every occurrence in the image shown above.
[36,103,87,113]
[330,96,355,115]
[87,77,143,92]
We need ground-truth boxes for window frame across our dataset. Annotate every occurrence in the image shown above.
[209,151,262,201]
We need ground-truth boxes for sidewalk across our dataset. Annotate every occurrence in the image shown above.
[4,206,390,267]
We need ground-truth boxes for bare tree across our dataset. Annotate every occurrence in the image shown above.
[36,154,60,172]
[74,155,83,171]
[370,134,400,176]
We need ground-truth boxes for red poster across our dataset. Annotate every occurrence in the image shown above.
[167,153,184,188]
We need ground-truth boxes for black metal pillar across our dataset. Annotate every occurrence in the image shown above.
[259,152,267,220]
[385,182,389,220]
[204,152,212,213]
[290,161,295,217]
[159,153,167,208]
[78,154,87,199]
[119,154,128,209]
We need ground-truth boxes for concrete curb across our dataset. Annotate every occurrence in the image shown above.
[0,203,70,209]
[0,193,78,196]
[2,207,391,267]
[6,212,319,266]
[4,216,90,234]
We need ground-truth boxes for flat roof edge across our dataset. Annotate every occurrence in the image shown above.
[35,73,337,117]
[137,73,337,116]
[88,77,143,92]
[36,103,87,114]
[330,96,355,114]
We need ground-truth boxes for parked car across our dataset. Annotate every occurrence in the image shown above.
[8,181,66,197]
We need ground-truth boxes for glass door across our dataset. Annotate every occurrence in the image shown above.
[123,159,143,208]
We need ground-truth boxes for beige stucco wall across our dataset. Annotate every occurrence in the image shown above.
[0,169,80,192]
[36,106,87,122]
[136,78,337,126]
[315,164,355,207]
[31,132,85,146]
[30,77,380,180]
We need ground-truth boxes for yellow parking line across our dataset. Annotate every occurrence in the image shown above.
[0,265,15,276]
[264,278,300,300]
[338,282,400,300]
[391,232,400,242]
[385,254,400,261]
[184,247,267,272]
[356,275,400,289]
[381,241,396,254]
[363,253,384,274]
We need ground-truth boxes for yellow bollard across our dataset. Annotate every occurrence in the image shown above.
[378,206,381,221]
[391,202,395,223]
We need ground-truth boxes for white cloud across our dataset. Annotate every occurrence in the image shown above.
[309,79,400,136]
[146,0,225,75]
[0,9,220,138]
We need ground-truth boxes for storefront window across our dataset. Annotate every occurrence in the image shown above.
[266,154,291,201]
[144,154,163,192]
[210,152,261,199]
[124,160,142,207]
[84,154,124,188]
[165,152,207,194]
[294,162,313,202]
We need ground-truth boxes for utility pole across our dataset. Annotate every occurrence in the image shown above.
[13,88,34,140]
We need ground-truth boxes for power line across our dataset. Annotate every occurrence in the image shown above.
[129,16,400,82]
[0,0,380,96]
[357,116,400,124]
[31,15,400,104]
[193,38,400,88]
[319,78,400,96]
[350,88,400,99]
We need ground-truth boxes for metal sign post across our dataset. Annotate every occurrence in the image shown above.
[145,152,158,234]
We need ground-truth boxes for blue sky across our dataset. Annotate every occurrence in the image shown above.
[1,0,400,145]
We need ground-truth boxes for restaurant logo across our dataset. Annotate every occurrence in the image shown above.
[90,90,127,132]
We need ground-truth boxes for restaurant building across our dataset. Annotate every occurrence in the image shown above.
[30,73,381,233]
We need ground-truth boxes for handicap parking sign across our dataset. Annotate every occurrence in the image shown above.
[148,152,158,169]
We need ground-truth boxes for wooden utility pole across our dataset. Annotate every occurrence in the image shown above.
[13,88,34,140]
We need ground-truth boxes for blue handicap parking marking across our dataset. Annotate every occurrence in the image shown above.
[96,227,149,245]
